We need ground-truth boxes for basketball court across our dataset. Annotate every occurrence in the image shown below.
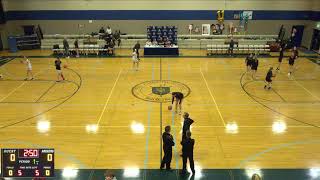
[1,54,320,179]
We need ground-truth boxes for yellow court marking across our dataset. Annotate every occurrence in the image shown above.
[0,68,47,102]
[96,69,123,126]
[200,67,226,127]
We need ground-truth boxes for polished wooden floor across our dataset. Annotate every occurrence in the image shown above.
[0,54,320,171]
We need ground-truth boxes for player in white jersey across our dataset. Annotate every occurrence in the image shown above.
[21,56,34,80]
[132,49,140,71]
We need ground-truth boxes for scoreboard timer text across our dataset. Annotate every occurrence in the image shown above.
[1,149,54,178]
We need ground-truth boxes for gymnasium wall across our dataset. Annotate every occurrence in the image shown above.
[1,0,319,49]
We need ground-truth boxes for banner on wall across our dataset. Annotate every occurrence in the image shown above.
[202,24,211,35]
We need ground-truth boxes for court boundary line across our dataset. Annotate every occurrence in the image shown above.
[0,68,82,130]
[143,63,154,173]
[293,77,320,101]
[96,69,122,126]
[35,81,56,102]
[168,62,179,170]
[0,68,48,102]
[200,67,226,127]
[240,71,320,129]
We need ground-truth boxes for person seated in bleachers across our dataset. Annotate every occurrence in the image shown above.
[152,39,158,46]
[108,40,115,55]
[106,26,112,35]
[145,39,152,46]
[99,27,105,34]
[158,37,164,46]
[164,39,172,47]
[113,30,121,47]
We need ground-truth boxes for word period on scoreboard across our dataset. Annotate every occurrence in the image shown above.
[1,148,54,178]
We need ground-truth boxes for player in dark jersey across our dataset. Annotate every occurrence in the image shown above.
[245,53,254,72]
[251,54,259,79]
[276,47,285,71]
[171,92,184,114]
[288,52,296,76]
[264,67,275,90]
[55,57,65,82]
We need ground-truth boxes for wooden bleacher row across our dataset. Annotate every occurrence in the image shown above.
[207,44,270,55]
[53,47,112,56]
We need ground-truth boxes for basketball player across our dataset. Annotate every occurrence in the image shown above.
[171,92,184,114]
[293,46,299,59]
[21,56,34,80]
[276,47,285,71]
[55,57,65,82]
[251,54,259,79]
[245,53,253,72]
[132,49,139,71]
[264,67,275,90]
[288,52,296,76]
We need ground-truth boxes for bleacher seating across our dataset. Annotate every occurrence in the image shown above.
[206,44,270,55]
[41,34,276,56]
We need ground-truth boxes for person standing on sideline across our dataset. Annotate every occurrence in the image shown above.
[132,49,139,71]
[181,131,195,174]
[55,57,65,82]
[182,112,194,140]
[74,38,79,58]
[21,56,34,80]
[251,54,259,80]
[133,41,141,60]
[160,126,175,170]
[276,47,285,71]
[63,38,70,58]
[228,37,235,56]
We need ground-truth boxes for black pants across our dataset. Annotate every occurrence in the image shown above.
[161,148,172,169]
[182,154,195,173]
[182,131,187,141]
[228,47,233,55]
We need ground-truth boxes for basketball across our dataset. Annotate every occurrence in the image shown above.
[168,105,172,110]
[63,65,68,68]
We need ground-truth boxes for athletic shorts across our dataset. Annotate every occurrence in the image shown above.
[251,66,257,70]
[289,60,295,65]
[278,57,283,62]
[266,78,272,82]
[56,70,62,74]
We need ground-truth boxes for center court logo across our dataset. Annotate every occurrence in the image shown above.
[132,80,191,103]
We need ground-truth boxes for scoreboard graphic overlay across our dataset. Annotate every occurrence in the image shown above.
[1,149,54,178]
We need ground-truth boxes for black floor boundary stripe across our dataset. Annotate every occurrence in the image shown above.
[240,70,320,129]
[0,68,82,130]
